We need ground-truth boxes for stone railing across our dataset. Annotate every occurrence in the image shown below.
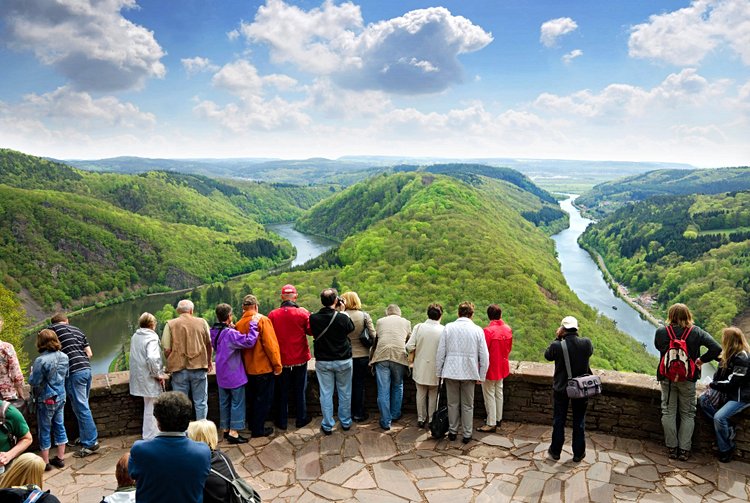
[45,361,746,457]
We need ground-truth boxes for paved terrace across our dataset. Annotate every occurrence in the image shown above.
[46,415,750,503]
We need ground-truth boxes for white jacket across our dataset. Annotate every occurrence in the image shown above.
[406,319,443,386]
[129,328,163,398]
[435,318,489,381]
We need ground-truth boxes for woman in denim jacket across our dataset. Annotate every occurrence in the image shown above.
[28,329,69,471]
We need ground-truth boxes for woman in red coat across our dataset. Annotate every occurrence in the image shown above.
[478,304,513,432]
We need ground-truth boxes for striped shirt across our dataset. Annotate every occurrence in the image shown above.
[50,323,91,374]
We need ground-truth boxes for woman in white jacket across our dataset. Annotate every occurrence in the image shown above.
[129,312,166,440]
[405,303,444,428]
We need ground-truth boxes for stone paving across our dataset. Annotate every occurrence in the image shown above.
[44,416,750,502]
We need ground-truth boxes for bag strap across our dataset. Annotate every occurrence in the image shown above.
[561,339,573,380]
[316,311,338,341]
[212,327,226,351]
[22,489,46,503]
[360,312,370,337]
[435,378,443,407]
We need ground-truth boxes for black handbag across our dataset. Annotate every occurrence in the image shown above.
[359,312,373,348]
[430,379,449,439]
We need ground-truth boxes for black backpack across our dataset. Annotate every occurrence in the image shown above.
[0,400,17,447]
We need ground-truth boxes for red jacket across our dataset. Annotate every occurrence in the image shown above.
[268,301,312,366]
[484,319,513,380]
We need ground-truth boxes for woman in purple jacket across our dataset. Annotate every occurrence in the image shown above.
[210,303,258,444]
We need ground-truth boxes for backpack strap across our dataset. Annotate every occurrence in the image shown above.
[22,489,46,503]
[561,339,574,380]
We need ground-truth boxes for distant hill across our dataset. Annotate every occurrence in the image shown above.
[577,166,750,218]
[0,149,334,312]
[580,191,750,335]
[229,171,655,372]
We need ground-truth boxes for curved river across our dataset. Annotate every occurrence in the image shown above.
[25,224,336,374]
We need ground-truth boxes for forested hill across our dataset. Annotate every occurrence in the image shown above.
[296,166,566,241]
[207,172,654,372]
[0,149,333,313]
[580,191,750,336]
[577,166,750,218]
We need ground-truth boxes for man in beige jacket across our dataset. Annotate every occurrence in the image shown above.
[162,299,213,420]
[371,304,411,430]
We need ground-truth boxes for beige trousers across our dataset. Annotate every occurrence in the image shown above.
[481,379,504,426]
[415,384,438,422]
[445,379,475,439]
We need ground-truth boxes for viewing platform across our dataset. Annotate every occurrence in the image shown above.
[46,416,750,502]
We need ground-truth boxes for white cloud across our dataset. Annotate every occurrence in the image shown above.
[0,0,166,92]
[210,60,299,96]
[629,0,750,66]
[562,49,583,64]
[534,69,728,118]
[239,1,492,94]
[540,17,578,48]
[182,57,220,75]
[305,78,390,118]
[193,96,311,132]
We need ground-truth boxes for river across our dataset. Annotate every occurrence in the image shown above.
[25,224,336,374]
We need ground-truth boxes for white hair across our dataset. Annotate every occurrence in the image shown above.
[176,299,194,314]
[385,304,401,316]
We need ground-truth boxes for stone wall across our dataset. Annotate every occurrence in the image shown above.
[44,362,748,457]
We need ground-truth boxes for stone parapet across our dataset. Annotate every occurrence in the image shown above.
[40,361,748,457]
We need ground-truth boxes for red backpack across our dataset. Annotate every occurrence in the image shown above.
[659,325,695,382]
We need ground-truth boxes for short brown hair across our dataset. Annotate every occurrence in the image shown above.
[50,313,67,324]
[138,312,157,329]
[215,303,232,323]
[487,304,502,320]
[37,329,61,352]
[427,303,443,321]
[242,294,258,308]
[458,301,474,318]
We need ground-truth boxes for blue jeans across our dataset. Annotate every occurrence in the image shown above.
[699,395,750,453]
[65,369,98,448]
[246,373,274,436]
[351,357,369,419]
[550,391,587,459]
[316,359,353,432]
[37,399,68,451]
[171,369,208,420]
[374,361,407,429]
[274,365,308,428]
[218,386,246,431]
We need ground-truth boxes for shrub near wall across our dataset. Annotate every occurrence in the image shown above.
[48,363,745,457]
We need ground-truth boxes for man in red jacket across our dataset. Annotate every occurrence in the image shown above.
[268,284,313,429]
[478,304,513,432]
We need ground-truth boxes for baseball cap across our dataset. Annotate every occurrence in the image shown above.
[281,284,297,295]
[561,316,578,330]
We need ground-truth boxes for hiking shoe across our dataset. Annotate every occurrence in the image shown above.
[667,447,679,459]
[417,421,425,428]
[462,436,472,444]
[67,438,81,448]
[448,432,457,441]
[572,454,585,463]
[45,463,53,472]
[677,449,690,462]
[74,442,100,458]
[477,425,496,433]
[718,451,733,463]
[49,456,65,468]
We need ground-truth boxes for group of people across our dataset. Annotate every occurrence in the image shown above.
[0,313,100,501]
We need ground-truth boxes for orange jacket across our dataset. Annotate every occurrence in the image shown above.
[236,310,282,376]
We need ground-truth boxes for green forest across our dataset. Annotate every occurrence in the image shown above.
[580,191,750,336]
[180,172,655,373]
[0,149,335,310]
[577,166,750,218]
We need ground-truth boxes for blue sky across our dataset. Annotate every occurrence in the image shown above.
[0,0,748,166]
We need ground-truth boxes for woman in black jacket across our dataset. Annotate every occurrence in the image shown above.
[699,326,750,463]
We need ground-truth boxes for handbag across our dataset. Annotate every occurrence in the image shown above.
[561,339,602,399]
[359,312,373,348]
[701,386,726,409]
[211,452,262,503]
[430,379,449,439]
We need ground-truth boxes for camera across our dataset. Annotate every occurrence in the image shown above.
[336,296,346,308]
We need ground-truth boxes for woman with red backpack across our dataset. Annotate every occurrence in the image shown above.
[655,303,720,461]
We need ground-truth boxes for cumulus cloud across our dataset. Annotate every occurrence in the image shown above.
[629,0,750,66]
[540,17,578,47]
[0,0,166,92]
[182,57,220,75]
[533,69,728,118]
[562,49,583,64]
[238,0,492,94]
[211,60,299,96]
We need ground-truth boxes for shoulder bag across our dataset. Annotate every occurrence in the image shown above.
[359,312,373,348]
[211,452,262,503]
[561,339,601,399]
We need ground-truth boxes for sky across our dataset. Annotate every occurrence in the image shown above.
[0,0,749,166]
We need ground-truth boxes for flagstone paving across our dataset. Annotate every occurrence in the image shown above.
[43,417,750,502]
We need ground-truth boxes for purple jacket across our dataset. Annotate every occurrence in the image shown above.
[210,322,258,389]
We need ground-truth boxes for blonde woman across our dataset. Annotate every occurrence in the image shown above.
[0,452,61,501]
[187,419,240,503]
[654,303,720,461]
[699,327,750,463]
[129,312,167,440]
[341,291,376,422]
